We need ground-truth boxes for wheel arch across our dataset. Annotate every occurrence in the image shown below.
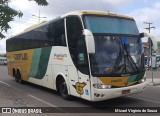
[55,73,70,94]
[12,68,16,77]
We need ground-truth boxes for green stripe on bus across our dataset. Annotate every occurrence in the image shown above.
[135,72,145,81]
[128,75,137,82]
[35,47,52,79]
[128,72,145,82]
[29,48,42,78]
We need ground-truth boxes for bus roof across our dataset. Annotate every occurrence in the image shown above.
[8,10,133,39]
[61,10,134,20]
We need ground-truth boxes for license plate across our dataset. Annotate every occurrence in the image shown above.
[122,90,130,94]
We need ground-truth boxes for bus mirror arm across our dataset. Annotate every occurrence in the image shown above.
[83,29,95,54]
[139,32,151,38]
[140,32,157,51]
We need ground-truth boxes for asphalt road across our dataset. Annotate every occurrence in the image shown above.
[0,65,160,116]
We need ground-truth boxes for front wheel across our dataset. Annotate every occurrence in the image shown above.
[59,79,71,100]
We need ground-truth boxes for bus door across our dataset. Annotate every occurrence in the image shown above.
[66,16,91,100]
[76,38,91,101]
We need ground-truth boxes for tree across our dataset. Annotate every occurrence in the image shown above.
[0,0,48,39]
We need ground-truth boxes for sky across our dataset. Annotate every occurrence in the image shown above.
[1,0,160,53]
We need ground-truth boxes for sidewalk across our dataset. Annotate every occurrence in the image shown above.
[146,78,160,86]
[145,70,160,86]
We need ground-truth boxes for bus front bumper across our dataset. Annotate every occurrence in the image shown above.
[92,81,147,101]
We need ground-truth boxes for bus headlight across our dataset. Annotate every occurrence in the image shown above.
[93,84,111,89]
[139,78,146,83]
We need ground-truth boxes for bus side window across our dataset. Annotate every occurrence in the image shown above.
[77,38,88,65]
[47,19,66,46]
[66,16,83,65]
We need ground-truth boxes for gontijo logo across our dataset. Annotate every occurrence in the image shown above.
[14,53,28,60]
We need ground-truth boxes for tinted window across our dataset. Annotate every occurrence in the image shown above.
[6,18,66,52]
[48,19,66,46]
[84,15,139,35]
[66,16,83,65]
[66,16,89,74]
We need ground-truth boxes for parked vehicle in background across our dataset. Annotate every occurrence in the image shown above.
[156,55,160,68]
[0,57,7,65]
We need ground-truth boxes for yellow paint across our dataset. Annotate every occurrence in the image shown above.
[7,49,34,81]
[127,82,137,86]
[99,77,136,87]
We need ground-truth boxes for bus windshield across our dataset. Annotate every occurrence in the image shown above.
[84,15,139,35]
[90,36,144,76]
[83,15,144,76]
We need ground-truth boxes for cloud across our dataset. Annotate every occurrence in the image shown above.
[0,39,6,53]
[37,0,117,18]
[9,0,29,11]
[130,5,160,23]
[129,2,160,40]
[102,0,133,6]
[7,0,119,36]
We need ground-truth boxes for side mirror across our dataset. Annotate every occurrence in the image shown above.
[83,29,95,54]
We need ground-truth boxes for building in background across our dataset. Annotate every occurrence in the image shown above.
[142,39,159,68]
[157,41,160,55]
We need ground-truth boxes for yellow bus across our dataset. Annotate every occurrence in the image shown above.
[6,11,147,101]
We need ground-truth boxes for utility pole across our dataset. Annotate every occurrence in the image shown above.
[32,10,47,23]
[144,22,155,84]
[144,22,155,33]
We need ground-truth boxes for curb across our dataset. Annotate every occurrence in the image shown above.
[149,82,160,86]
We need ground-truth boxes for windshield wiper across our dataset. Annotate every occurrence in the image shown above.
[111,41,139,75]
[111,42,124,74]
[123,44,140,73]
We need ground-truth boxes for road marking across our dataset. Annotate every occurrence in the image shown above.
[0,81,12,87]
[128,96,160,104]
[149,85,160,88]
[0,81,64,112]
[28,94,64,111]
[28,94,59,107]
[0,81,24,93]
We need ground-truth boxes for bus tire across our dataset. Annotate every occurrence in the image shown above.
[17,70,23,84]
[13,69,18,83]
[59,79,71,100]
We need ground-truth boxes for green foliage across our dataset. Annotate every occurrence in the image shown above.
[0,0,48,39]
[30,0,48,6]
